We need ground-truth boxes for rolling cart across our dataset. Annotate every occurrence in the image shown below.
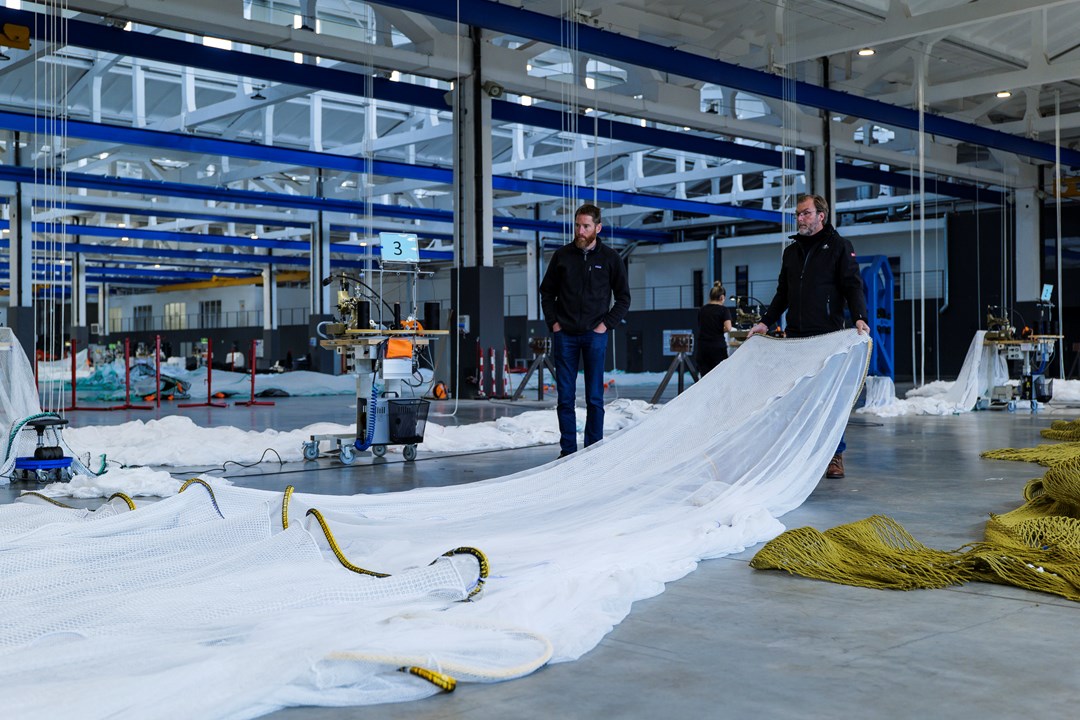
[303,237,446,465]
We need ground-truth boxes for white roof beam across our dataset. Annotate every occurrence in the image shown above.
[776,0,1076,65]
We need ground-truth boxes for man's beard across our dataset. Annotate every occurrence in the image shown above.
[574,233,596,249]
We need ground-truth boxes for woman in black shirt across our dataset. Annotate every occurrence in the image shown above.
[696,282,733,375]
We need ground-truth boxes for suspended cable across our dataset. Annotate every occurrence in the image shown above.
[1055,90,1064,378]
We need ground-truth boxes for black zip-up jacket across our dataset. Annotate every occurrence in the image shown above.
[540,238,631,335]
[759,223,868,338]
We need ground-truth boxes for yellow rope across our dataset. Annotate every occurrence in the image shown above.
[281,485,294,530]
[305,508,392,577]
[178,477,224,518]
[439,546,490,599]
[398,665,457,692]
[305,509,489,600]
[17,491,75,508]
[106,492,136,511]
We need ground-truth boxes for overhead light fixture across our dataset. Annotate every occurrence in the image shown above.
[857,48,875,57]
[251,88,266,100]
[996,90,1012,98]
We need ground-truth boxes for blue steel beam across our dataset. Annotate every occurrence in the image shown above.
[0,9,779,222]
[369,0,1080,169]
[0,104,754,226]
[36,199,312,229]
[1,164,673,243]
[0,108,731,228]
[836,163,1006,205]
[0,5,1033,214]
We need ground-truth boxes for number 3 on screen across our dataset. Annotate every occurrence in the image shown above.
[378,232,419,263]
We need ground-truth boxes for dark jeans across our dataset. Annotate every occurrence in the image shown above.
[553,330,608,454]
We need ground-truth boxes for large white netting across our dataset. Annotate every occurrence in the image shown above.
[0,330,870,719]
[0,329,99,481]
[0,328,44,428]
[857,330,1008,416]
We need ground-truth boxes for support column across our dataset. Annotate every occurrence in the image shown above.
[451,266,505,399]
[98,283,109,338]
[1014,186,1040,302]
[453,27,494,269]
[262,262,281,371]
[70,253,89,349]
[309,173,337,374]
[8,136,35,362]
[449,28,501,397]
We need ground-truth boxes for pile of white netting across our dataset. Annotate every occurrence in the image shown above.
[0,328,98,479]
[0,330,870,719]
[857,330,1009,416]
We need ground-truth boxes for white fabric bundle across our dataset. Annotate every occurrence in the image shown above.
[0,331,871,719]
[857,330,1009,416]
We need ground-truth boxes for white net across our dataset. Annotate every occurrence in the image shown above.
[0,328,99,482]
[858,331,1009,416]
[0,331,871,718]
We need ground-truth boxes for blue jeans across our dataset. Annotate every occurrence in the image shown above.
[836,435,846,456]
[553,330,608,454]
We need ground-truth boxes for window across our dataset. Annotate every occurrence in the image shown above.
[133,305,152,332]
[164,302,187,330]
[199,300,221,328]
[735,265,749,299]
[108,307,122,334]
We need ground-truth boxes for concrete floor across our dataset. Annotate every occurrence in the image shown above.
[7,384,1079,719]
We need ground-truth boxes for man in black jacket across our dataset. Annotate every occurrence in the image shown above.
[748,194,869,478]
[540,204,631,458]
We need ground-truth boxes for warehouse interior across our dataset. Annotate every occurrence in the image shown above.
[0,0,1079,718]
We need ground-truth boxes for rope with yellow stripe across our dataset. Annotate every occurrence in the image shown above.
[281,485,294,530]
[398,666,457,692]
[178,477,224,518]
[18,491,75,508]
[306,508,490,598]
[438,546,489,599]
[107,492,136,511]
[306,507,391,577]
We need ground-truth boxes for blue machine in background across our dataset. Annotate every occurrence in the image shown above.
[857,255,894,379]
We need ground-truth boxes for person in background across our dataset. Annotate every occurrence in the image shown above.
[696,282,733,375]
[540,203,632,459]
[225,342,246,371]
[748,193,869,479]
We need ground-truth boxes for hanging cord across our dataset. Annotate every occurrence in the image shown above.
[353,344,382,452]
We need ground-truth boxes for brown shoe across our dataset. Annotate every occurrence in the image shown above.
[826,454,845,479]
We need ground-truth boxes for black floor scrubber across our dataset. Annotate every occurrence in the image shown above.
[12,416,75,483]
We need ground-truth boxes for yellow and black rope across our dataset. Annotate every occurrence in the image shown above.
[398,665,457,692]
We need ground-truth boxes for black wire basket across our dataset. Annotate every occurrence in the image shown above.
[387,399,430,444]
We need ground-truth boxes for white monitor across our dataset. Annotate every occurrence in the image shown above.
[379,232,420,263]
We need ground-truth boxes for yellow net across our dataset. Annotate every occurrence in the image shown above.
[1041,419,1080,441]
[751,445,1080,601]
[981,441,1080,466]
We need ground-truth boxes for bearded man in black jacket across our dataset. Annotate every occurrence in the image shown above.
[540,204,631,458]
[748,194,869,479]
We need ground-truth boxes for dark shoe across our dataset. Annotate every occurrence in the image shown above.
[825,454,845,479]
[558,450,574,459]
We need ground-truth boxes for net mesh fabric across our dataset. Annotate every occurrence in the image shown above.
[752,448,1080,602]
[0,331,871,718]
[0,328,98,481]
